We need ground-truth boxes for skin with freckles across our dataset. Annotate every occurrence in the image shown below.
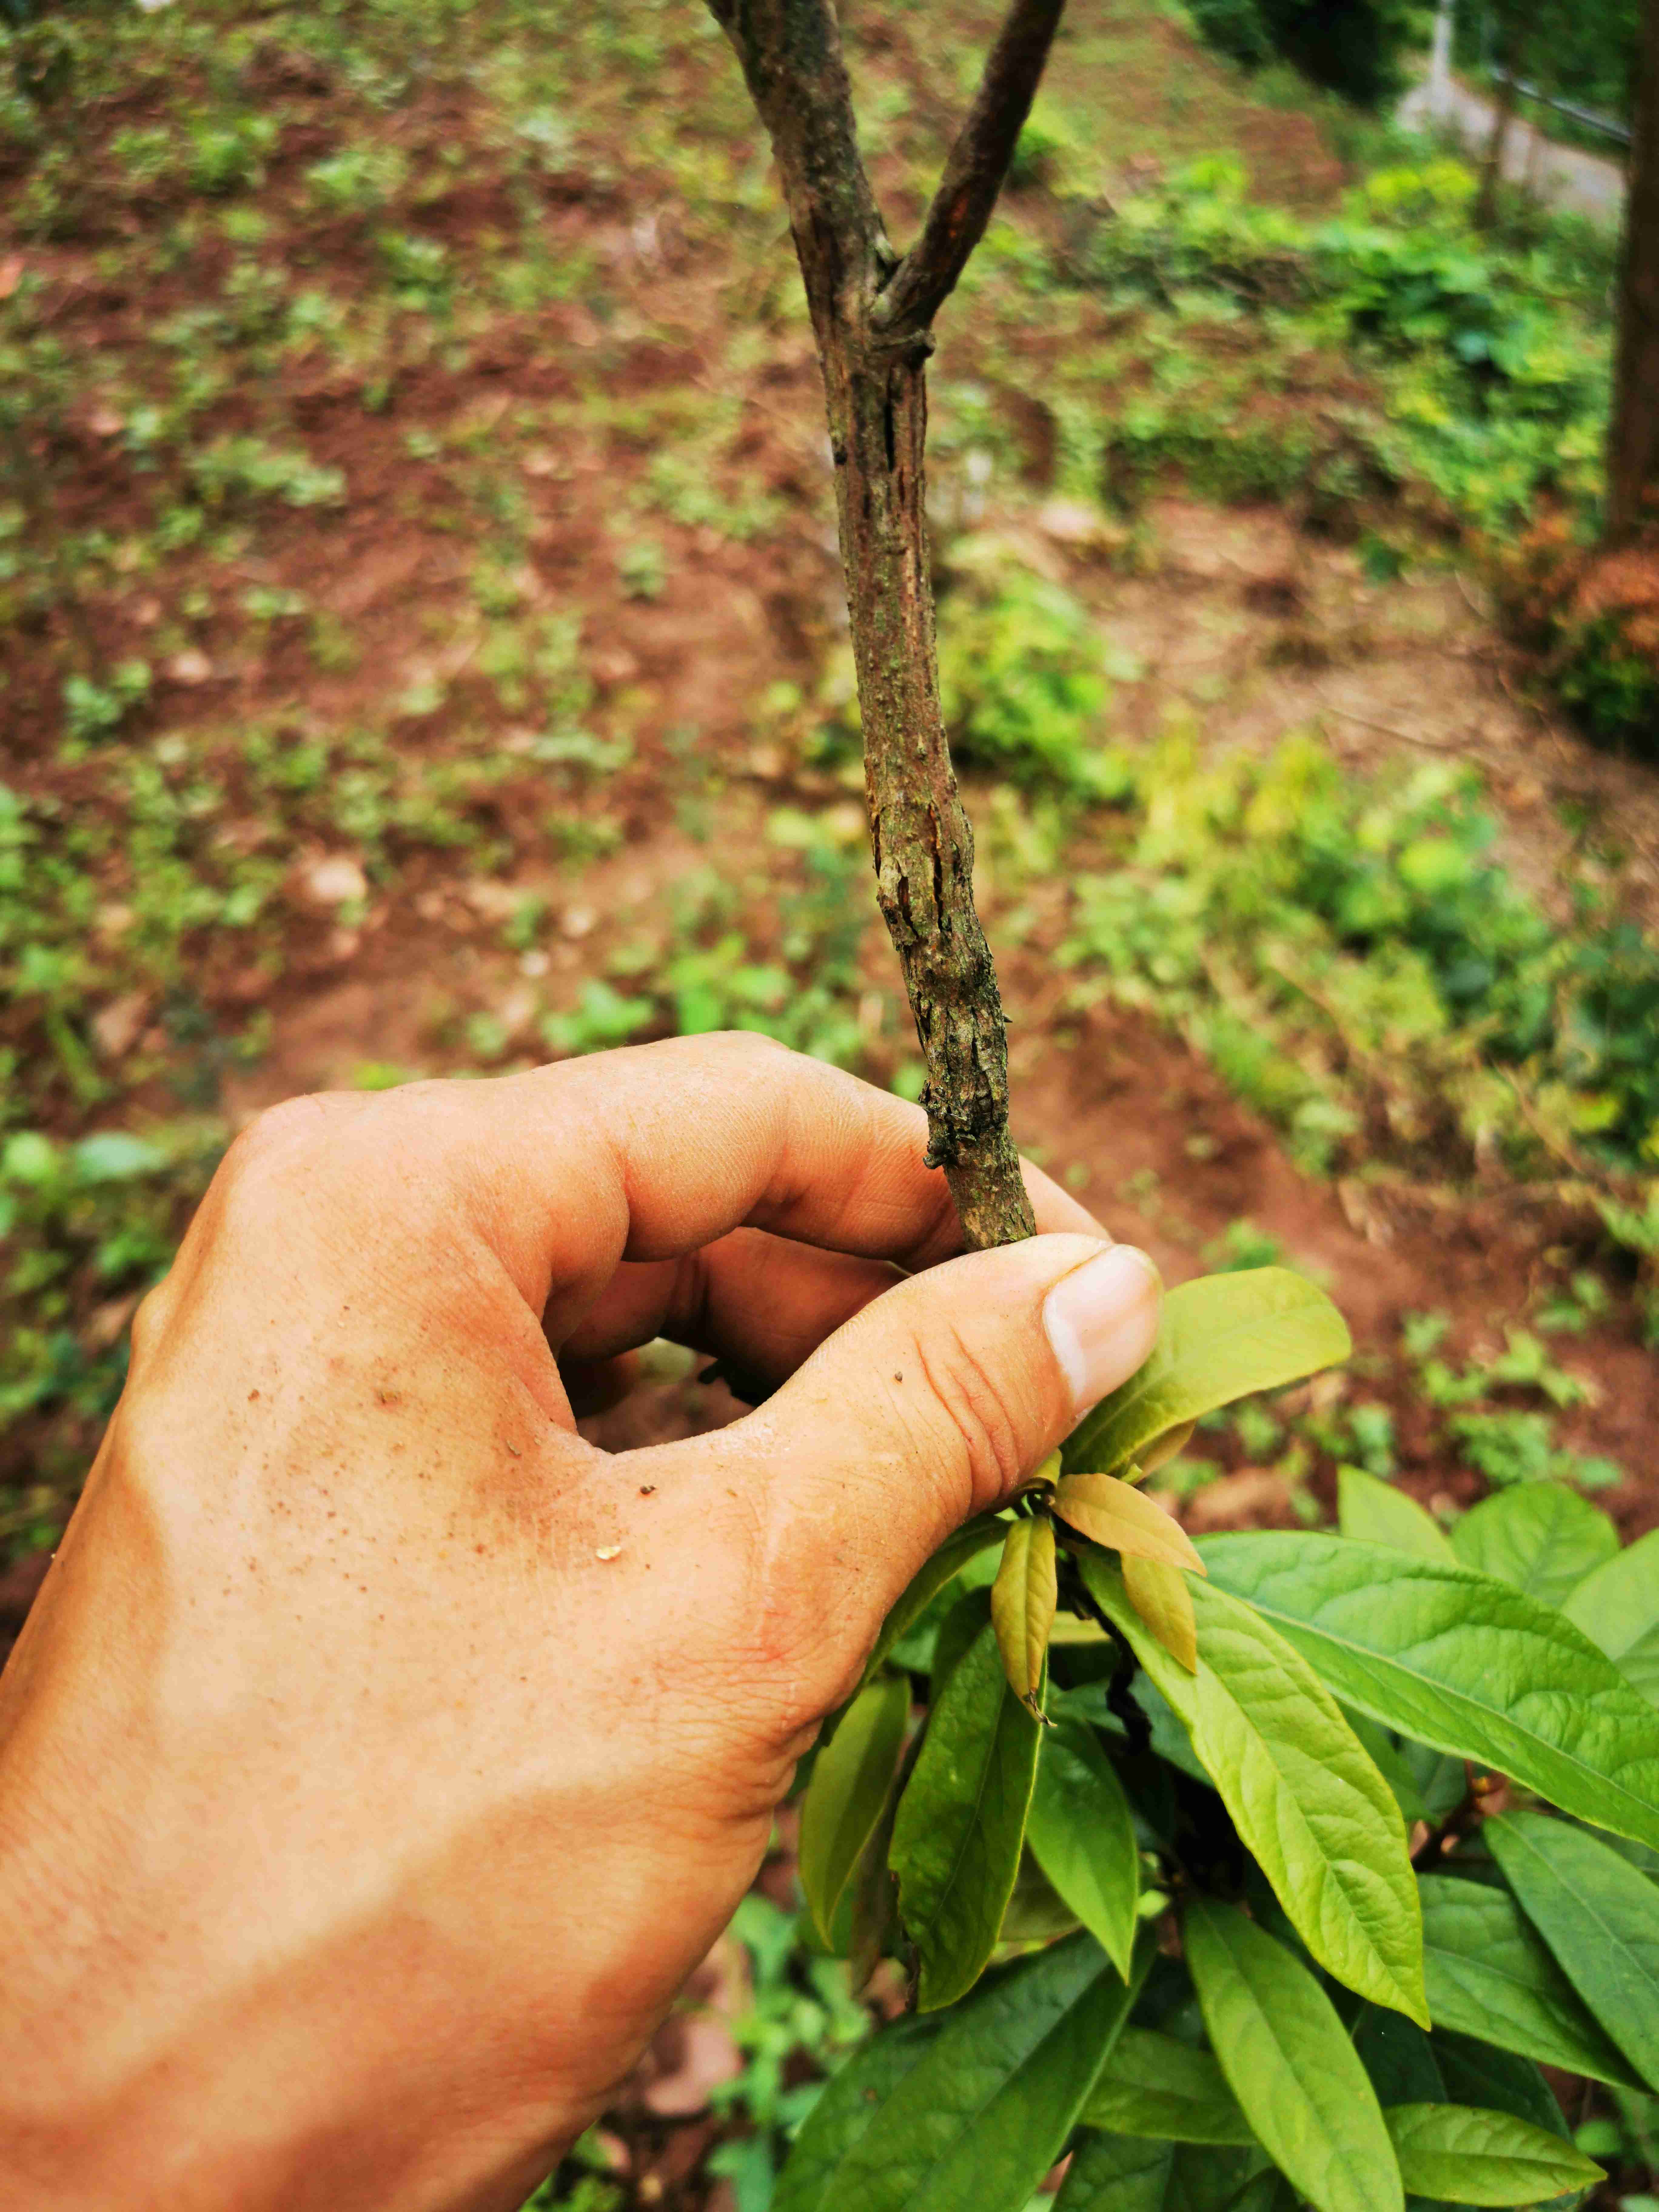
[0,1033,1161,2212]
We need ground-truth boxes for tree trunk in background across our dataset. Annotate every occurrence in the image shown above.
[1609,0,1659,544]
[1475,7,1530,226]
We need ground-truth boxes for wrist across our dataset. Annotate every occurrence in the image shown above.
[0,1905,583,2212]
[0,1587,584,2212]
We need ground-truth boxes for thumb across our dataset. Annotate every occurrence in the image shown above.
[742,1234,1162,1678]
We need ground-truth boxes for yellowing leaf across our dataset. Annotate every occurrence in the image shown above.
[1018,1447,1063,1496]
[992,1515,1057,1711]
[1053,1471,1205,1575]
[1124,1554,1198,1673]
[1140,1420,1197,1476]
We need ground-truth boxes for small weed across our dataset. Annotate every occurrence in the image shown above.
[542,980,655,1056]
[1205,1218,1284,1272]
[1447,1409,1620,1492]
[189,438,346,512]
[616,538,668,601]
[187,116,276,197]
[0,1120,223,1459]
[242,586,310,625]
[377,231,451,312]
[305,144,408,215]
[1060,727,1659,1179]
[1534,1270,1611,1335]
[937,569,1125,797]
[61,660,150,745]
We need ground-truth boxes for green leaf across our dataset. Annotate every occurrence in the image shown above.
[1417,1873,1644,2089]
[1562,1529,1659,1704]
[1083,2026,1257,2145]
[1431,2032,1565,2140]
[1450,1485,1617,1610]
[1185,1896,1404,2212]
[1354,2014,1588,2209]
[1202,1533,1659,1852]
[1343,1711,1438,1828]
[1338,1469,1455,1563]
[1056,2137,1263,2212]
[1382,2106,1603,2206]
[1056,2136,1180,2212]
[1428,2034,1591,2212]
[1398,1739,1475,1826]
[848,1783,902,1990]
[890,1619,1041,2010]
[1229,2170,1296,2212]
[1486,1808,1659,2092]
[775,1931,1150,2212]
[1050,1612,1114,1647]
[799,1674,910,1946]
[1084,1556,1426,2021]
[1353,2006,1446,2108]
[1026,1718,1140,1979]
[931,1584,992,1706]
[1065,1269,1352,1477]
[1115,1673,1212,1786]
[998,1847,1082,1942]
[863,1513,1009,1683]
[992,1515,1057,1710]
[773,2013,945,2212]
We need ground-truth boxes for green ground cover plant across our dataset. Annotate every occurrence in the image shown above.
[1062,153,1614,542]
[1057,724,1659,1181]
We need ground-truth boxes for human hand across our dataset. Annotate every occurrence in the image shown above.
[0,1034,1161,2212]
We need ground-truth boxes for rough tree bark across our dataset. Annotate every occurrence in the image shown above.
[704,0,1066,1251]
[1609,0,1659,544]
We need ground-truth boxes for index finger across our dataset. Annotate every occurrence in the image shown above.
[310,1032,1104,1331]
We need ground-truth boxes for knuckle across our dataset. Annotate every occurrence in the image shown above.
[127,1275,176,1365]
[216,1091,397,1230]
[706,1027,793,1070]
[912,1318,1030,1512]
[222,1094,338,1190]
[666,1468,842,1733]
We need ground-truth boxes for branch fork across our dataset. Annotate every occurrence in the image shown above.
[705,0,1067,1250]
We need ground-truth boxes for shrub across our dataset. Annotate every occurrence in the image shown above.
[1064,160,1611,538]
[1183,0,1424,106]
[1060,730,1659,1175]
[1499,524,1659,756]
[937,569,1124,797]
[777,1271,1659,2212]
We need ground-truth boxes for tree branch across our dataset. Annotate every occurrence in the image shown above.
[705,0,1058,1250]
[873,0,1067,340]
[702,0,891,345]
